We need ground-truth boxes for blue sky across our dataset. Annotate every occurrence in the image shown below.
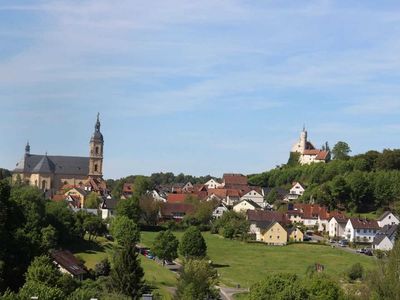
[1,0,400,179]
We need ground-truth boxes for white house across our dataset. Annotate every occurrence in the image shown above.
[233,199,261,213]
[343,218,380,243]
[373,224,398,251]
[240,189,265,207]
[328,216,348,238]
[204,179,223,189]
[100,196,118,220]
[377,211,400,228]
[212,203,228,219]
[148,190,167,202]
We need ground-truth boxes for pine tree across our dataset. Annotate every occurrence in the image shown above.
[111,244,144,299]
[179,226,207,259]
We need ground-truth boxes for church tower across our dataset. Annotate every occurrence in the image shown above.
[89,113,104,178]
[299,125,307,152]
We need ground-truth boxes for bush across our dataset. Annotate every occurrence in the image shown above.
[347,263,364,281]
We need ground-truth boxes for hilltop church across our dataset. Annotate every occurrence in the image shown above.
[291,127,330,165]
[13,114,106,195]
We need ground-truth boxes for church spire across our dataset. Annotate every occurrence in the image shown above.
[25,141,30,155]
[95,112,101,132]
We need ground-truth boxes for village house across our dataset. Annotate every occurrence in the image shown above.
[207,188,241,206]
[260,221,288,245]
[285,182,305,201]
[50,250,87,281]
[100,195,118,219]
[222,173,248,189]
[343,218,380,243]
[64,187,89,208]
[373,224,398,251]
[240,188,265,208]
[247,210,289,241]
[212,203,229,219]
[233,199,261,213]
[377,211,400,228]
[159,203,194,222]
[328,216,349,238]
[121,183,134,199]
[204,178,223,189]
[288,227,304,242]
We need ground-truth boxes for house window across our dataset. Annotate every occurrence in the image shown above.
[269,235,272,239]
[94,164,98,172]
[41,180,46,190]
[96,146,99,154]
[277,236,280,239]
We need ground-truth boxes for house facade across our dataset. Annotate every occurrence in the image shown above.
[328,216,348,238]
[288,227,304,242]
[240,189,264,207]
[344,218,380,243]
[260,222,288,245]
[212,203,228,219]
[377,211,400,228]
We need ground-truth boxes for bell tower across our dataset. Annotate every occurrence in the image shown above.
[89,113,104,178]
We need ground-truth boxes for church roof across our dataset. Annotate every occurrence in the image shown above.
[14,154,89,176]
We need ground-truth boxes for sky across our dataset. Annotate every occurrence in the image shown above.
[1,0,400,179]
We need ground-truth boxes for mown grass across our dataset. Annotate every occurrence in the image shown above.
[71,235,177,299]
[141,231,377,288]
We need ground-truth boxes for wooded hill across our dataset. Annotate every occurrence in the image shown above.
[248,149,400,214]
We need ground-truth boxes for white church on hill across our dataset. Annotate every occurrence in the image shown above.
[291,127,330,165]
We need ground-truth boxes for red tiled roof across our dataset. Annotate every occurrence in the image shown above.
[293,204,329,220]
[167,193,188,203]
[123,183,134,193]
[349,218,380,229]
[223,173,248,186]
[315,150,329,160]
[52,194,66,202]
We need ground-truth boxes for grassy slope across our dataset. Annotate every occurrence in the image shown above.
[71,236,177,299]
[141,231,377,288]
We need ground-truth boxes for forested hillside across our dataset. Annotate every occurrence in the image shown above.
[248,149,400,213]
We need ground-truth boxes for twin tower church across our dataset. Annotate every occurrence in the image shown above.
[13,114,105,194]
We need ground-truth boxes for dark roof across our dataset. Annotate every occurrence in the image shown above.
[236,199,261,209]
[349,218,380,229]
[247,210,288,224]
[160,203,195,217]
[50,250,87,276]
[101,197,118,210]
[373,234,388,246]
[14,154,89,175]
[373,224,398,246]
[262,187,288,199]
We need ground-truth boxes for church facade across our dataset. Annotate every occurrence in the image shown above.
[291,127,330,165]
[13,114,105,194]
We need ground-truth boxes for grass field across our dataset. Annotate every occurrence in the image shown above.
[141,231,377,288]
[71,236,177,299]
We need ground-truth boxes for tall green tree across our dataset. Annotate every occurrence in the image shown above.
[110,216,140,246]
[179,226,207,258]
[111,244,144,299]
[176,259,219,300]
[152,230,179,264]
[116,196,141,223]
[332,141,351,160]
[84,192,100,209]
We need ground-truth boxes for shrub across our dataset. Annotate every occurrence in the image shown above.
[347,263,364,281]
